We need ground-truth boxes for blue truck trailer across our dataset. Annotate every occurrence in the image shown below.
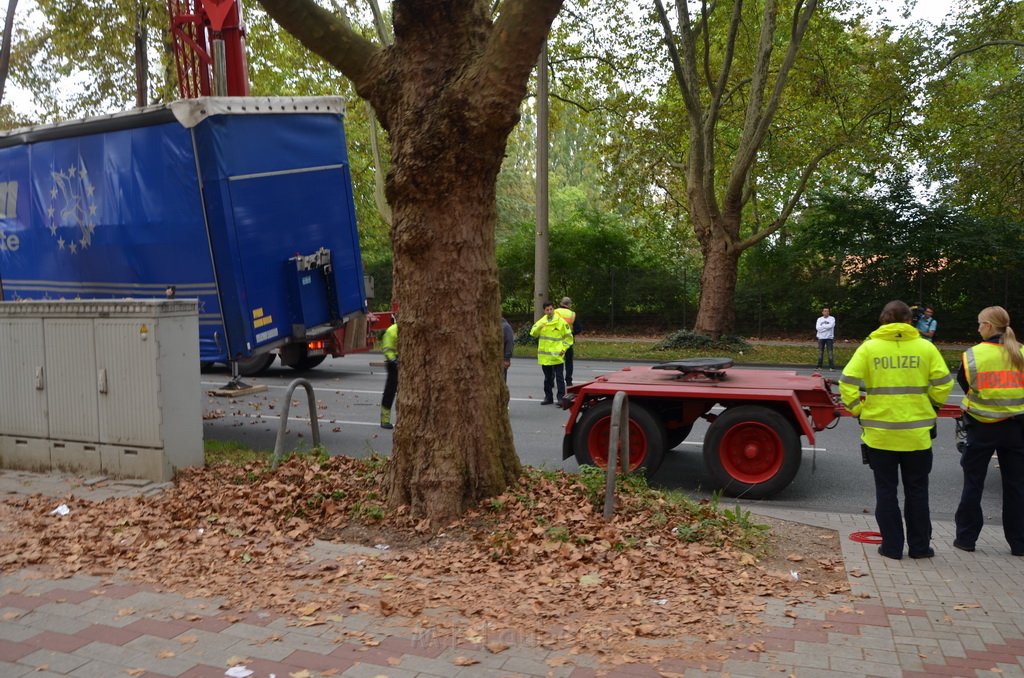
[0,96,371,375]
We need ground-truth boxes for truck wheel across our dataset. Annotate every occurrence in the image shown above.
[664,423,693,451]
[280,347,327,371]
[573,400,665,474]
[704,405,801,499]
[286,354,326,371]
[236,353,275,377]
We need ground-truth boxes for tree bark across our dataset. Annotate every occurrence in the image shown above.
[0,0,19,105]
[134,2,148,108]
[256,0,562,524]
[693,217,740,336]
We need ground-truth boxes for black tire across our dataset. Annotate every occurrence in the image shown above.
[287,354,326,371]
[664,423,694,451]
[235,353,275,377]
[280,347,327,371]
[572,400,665,474]
[703,405,801,499]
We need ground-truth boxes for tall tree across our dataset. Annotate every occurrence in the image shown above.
[917,0,1024,219]
[651,0,915,336]
[255,0,563,523]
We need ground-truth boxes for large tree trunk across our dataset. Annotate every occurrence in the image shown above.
[692,218,740,337]
[381,3,524,521]
[256,0,560,524]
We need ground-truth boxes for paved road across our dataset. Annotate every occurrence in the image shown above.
[202,354,1004,525]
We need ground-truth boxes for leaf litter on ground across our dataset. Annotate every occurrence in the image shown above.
[0,455,850,666]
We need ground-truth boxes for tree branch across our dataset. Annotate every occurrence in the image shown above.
[726,0,817,210]
[477,0,563,104]
[938,39,1024,72]
[255,0,379,92]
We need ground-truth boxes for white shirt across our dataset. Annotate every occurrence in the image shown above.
[816,315,835,340]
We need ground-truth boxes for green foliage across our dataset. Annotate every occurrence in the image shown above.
[671,493,769,551]
[654,330,751,353]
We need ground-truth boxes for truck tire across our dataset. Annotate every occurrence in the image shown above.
[280,346,327,371]
[703,405,801,499]
[573,400,665,474]
[286,354,326,371]
[236,353,275,377]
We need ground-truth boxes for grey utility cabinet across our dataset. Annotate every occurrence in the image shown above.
[0,299,203,481]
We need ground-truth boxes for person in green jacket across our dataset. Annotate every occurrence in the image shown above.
[380,321,398,429]
[839,300,953,560]
[530,301,572,405]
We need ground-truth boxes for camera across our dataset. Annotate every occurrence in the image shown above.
[910,303,925,325]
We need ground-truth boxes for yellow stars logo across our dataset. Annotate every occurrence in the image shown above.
[48,161,98,255]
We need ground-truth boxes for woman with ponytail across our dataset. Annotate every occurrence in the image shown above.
[954,306,1024,556]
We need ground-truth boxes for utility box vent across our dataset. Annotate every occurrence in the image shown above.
[0,299,203,482]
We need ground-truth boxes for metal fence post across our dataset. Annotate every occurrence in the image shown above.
[271,378,322,469]
[603,391,630,520]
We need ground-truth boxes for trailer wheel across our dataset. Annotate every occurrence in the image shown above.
[236,353,275,377]
[704,405,801,499]
[573,400,665,474]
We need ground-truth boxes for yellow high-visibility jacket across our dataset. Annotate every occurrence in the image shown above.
[530,313,571,366]
[961,341,1024,423]
[381,323,398,362]
[839,322,953,450]
[554,307,576,347]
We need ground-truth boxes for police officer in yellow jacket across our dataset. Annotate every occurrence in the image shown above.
[379,321,398,429]
[839,300,953,560]
[554,297,577,386]
[954,306,1024,556]
[530,301,572,405]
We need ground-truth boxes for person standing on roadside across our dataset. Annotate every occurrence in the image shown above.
[839,300,953,560]
[530,301,572,405]
[815,307,836,370]
[502,317,514,383]
[953,306,1024,557]
[915,306,937,341]
[554,297,578,386]
[379,319,398,429]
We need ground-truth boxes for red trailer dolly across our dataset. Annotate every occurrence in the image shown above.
[560,358,962,499]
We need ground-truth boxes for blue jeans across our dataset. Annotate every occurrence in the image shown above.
[866,446,933,558]
[816,338,834,369]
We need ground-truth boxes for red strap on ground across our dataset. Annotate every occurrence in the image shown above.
[849,531,882,543]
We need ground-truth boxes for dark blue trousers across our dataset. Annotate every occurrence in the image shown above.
[954,418,1024,554]
[866,446,933,558]
[382,360,399,409]
[541,363,565,403]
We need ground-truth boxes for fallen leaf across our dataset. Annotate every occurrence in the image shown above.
[178,635,198,644]
[786,554,804,562]
[453,656,480,666]
[485,641,510,654]
[156,649,175,659]
[289,670,312,678]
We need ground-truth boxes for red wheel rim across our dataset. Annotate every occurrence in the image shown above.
[719,421,784,484]
[586,417,647,471]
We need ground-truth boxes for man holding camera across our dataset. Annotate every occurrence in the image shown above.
[915,305,937,341]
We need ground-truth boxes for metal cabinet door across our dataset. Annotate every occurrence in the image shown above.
[95,318,161,447]
[43,318,98,442]
[0,318,48,437]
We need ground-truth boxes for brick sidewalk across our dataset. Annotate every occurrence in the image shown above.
[1,471,1023,677]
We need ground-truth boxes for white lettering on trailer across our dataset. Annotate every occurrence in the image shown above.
[255,327,279,343]
[0,230,18,252]
[0,181,17,218]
